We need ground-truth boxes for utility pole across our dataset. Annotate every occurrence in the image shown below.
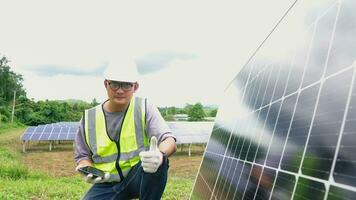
[11,90,16,124]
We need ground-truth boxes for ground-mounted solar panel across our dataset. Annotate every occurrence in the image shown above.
[167,122,213,156]
[48,127,61,140]
[39,125,53,141]
[30,125,45,141]
[67,127,78,140]
[20,126,36,141]
[192,0,356,199]
[167,122,213,144]
[21,122,80,152]
[53,121,80,128]
[21,121,209,152]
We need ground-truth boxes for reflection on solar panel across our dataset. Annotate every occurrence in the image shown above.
[192,0,356,199]
[21,122,80,152]
[167,122,213,156]
[167,122,213,144]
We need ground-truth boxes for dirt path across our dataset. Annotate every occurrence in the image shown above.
[23,144,77,177]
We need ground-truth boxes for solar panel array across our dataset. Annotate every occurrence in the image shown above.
[21,122,80,141]
[192,0,356,199]
[167,122,213,145]
[20,121,212,144]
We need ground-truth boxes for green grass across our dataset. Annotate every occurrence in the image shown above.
[0,122,24,134]
[0,136,90,199]
[0,127,200,199]
[164,176,195,199]
[0,176,90,200]
[0,147,29,180]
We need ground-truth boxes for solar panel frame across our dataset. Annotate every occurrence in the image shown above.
[192,0,356,199]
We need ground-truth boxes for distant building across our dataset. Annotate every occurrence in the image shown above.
[173,114,188,121]
[204,117,216,121]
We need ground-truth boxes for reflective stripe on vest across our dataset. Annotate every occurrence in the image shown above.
[83,96,149,182]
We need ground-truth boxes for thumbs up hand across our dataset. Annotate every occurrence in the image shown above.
[139,136,163,173]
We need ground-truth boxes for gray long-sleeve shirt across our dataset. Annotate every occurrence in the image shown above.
[74,99,175,164]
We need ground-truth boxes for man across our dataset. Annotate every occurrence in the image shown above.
[74,58,176,200]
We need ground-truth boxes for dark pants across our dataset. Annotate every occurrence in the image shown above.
[82,160,169,200]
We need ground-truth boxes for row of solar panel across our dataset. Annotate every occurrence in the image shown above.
[21,124,78,141]
[21,122,213,144]
[167,122,212,144]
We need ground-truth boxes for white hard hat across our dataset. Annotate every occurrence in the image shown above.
[104,58,139,82]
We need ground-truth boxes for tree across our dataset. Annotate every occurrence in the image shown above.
[91,98,99,106]
[163,114,175,121]
[0,55,95,125]
[209,108,218,117]
[157,107,166,117]
[0,56,26,103]
[184,103,192,114]
[167,106,177,115]
[187,103,206,121]
[176,108,186,114]
[0,55,26,124]
[14,95,34,123]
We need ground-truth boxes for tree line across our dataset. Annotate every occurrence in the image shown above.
[158,103,217,121]
[0,55,217,127]
[0,56,96,126]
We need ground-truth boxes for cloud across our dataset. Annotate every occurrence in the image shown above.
[26,62,108,77]
[22,71,106,102]
[1,0,297,106]
[136,51,197,74]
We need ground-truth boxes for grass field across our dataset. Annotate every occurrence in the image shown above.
[0,128,204,199]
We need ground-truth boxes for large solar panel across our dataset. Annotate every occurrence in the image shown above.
[192,0,356,199]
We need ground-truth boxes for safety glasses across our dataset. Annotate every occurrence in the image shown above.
[107,80,135,91]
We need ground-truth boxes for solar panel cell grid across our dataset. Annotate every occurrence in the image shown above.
[243,165,263,199]
[31,127,42,141]
[270,172,295,200]
[302,69,353,180]
[334,71,356,187]
[255,168,276,200]
[327,186,356,200]
[255,101,281,165]
[234,163,253,199]
[301,4,338,88]
[325,1,356,76]
[293,177,325,200]
[215,157,232,199]
[21,127,36,141]
[266,94,298,168]
[280,84,320,173]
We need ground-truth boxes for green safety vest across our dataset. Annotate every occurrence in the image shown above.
[83,96,149,182]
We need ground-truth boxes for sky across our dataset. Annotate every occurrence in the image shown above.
[0,0,295,107]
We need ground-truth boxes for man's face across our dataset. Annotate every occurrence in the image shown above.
[105,80,138,106]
